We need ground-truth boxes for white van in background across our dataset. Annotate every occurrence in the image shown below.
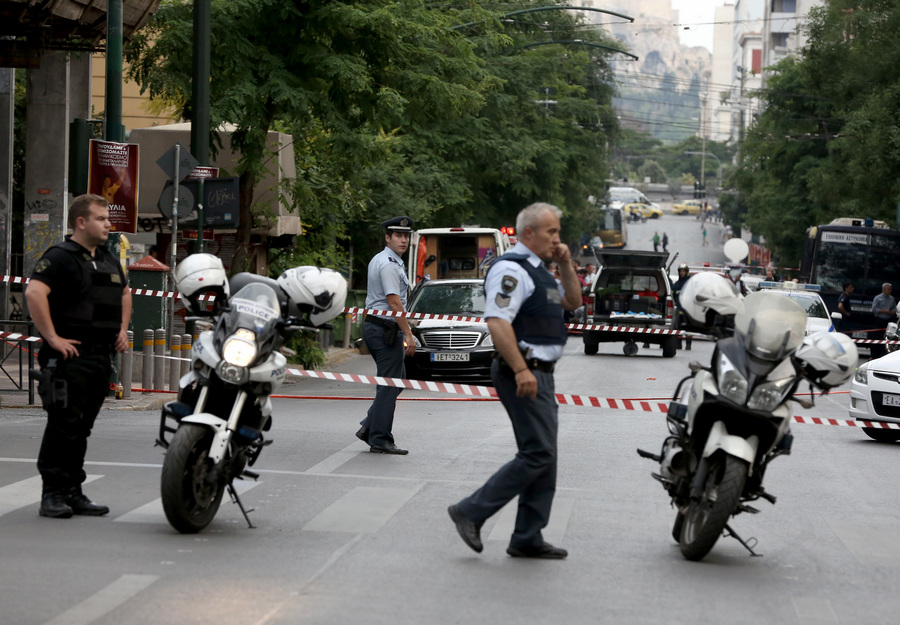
[607,187,661,212]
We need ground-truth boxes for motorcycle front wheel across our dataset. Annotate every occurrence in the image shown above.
[161,424,226,534]
[678,454,748,561]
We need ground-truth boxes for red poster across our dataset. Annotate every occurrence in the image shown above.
[87,139,140,233]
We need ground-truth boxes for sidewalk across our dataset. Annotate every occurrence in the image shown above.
[0,346,363,412]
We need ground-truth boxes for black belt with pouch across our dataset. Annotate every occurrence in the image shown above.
[494,351,555,375]
[365,314,400,345]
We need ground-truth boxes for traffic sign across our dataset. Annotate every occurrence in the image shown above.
[156,143,199,182]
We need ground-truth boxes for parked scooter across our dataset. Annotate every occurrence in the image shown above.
[638,286,857,561]
[155,254,347,533]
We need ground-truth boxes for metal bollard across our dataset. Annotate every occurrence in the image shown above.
[181,334,192,377]
[121,330,133,398]
[142,329,154,392]
[169,334,182,393]
[154,328,166,391]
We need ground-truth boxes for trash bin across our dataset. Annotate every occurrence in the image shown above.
[128,256,170,385]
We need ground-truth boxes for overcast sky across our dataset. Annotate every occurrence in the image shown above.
[671,0,725,52]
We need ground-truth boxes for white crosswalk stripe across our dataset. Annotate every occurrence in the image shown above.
[115,478,261,524]
[0,475,103,516]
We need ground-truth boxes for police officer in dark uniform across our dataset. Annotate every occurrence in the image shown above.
[25,194,131,518]
[671,263,693,350]
[356,216,416,454]
[448,202,581,559]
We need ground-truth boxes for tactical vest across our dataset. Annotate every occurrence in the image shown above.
[51,240,123,344]
[490,253,567,345]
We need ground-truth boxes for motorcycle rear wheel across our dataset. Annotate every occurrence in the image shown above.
[161,424,226,534]
[679,454,748,561]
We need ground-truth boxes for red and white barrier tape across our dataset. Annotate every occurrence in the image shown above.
[284,366,898,428]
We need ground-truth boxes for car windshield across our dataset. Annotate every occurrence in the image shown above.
[410,283,486,315]
[778,292,829,319]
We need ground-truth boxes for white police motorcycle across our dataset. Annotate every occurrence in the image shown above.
[638,276,857,561]
[156,254,347,533]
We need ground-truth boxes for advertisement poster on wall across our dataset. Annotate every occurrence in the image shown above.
[87,139,140,233]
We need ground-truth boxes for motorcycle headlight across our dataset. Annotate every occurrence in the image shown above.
[717,352,748,405]
[222,329,257,367]
[854,362,868,385]
[482,333,494,347]
[748,377,794,411]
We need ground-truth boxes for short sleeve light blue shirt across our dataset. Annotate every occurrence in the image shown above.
[484,242,566,362]
[365,247,409,321]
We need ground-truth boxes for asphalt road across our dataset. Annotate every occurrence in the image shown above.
[2,214,898,625]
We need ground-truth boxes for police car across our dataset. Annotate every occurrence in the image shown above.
[756,281,834,335]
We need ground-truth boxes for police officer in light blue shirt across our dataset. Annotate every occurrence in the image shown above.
[448,202,582,559]
[356,216,416,455]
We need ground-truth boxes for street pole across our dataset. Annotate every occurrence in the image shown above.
[105,0,123,143]
[190,0,211,255]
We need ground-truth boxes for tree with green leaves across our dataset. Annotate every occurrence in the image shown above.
[127,0,626,275]
[735,0,900,264]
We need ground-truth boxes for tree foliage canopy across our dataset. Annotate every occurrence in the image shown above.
[125,0,628,276]
[735,0,900,264]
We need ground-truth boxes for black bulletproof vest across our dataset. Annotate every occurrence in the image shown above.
[490,252,567,346]
[50,240,123,344]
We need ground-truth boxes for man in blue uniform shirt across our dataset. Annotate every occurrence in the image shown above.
[356,216,416,454]
[448,202,581,558]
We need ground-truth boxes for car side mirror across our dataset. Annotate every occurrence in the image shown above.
[830,311,842,321]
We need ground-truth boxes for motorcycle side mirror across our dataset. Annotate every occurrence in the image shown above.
[687,361,707,373]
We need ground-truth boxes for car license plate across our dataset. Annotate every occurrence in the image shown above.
[431,352,469,362]
[883,393,900,407]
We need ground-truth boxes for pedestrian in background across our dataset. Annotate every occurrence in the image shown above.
[356,216,416,454]
[25,194,131,518]
[837,282,854,333]
[871,282,895,359]
[448,202,582,559]
[662,232,669,252]
[651,231,660,252]
[701,225,708,246]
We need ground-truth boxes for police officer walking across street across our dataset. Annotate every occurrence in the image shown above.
[25,194,132,518]
[448,202,582,558]
[356,216,417,454]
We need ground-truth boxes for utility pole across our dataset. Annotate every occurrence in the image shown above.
[190,0,211,255]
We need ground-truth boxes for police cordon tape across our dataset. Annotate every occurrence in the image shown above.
[1,272,897,343]
[127,365,899,430]
[284,367,898,431]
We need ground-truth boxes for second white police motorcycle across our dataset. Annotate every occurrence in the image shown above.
[639,273,857,561]
[156,254,347,534]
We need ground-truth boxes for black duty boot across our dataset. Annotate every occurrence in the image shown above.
[40,492,74,519]
[65,489,109,516]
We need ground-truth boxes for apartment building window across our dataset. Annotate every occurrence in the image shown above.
[772,0,797,12]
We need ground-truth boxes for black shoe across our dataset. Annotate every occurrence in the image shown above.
[356,427,369,444]
[65,492,109,516]
[506,543,568,559]
[448,504,482,553]
[369,442,408,455]
[39,492,73,519]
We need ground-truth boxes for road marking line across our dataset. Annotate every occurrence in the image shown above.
[827,520,900,566]
[0,475,102,517]
[486,497,574,544]
[305,444,363,475]
[43,574,158,625]
[115,479,260,524]
[303,485,421,533]
[792,596,840,625]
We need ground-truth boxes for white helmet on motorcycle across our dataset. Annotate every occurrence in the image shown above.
[277,266,348,326]
[174,253,229,315]
[793,331,859,389]
[679,272,744,328]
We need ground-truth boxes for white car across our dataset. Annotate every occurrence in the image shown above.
[849,352,900,442]
[757,282,834,335]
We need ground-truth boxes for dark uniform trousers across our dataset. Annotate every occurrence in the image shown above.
[456,360,558,549]
[37,351,112,493]
[360,321,405,447]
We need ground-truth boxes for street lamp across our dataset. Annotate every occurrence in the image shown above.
[684,150,722,195]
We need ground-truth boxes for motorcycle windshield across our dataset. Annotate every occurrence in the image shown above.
[734,291,806,361]
[226,283,282,336]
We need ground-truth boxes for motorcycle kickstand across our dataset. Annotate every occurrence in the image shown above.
[226,483,256,529]
[724,523,761,557]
